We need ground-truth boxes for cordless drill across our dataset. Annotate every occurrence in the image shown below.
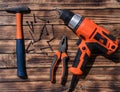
[56,8,120,75]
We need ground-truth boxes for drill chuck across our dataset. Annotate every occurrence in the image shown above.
[68,14,82,30]
[56,9,83,30]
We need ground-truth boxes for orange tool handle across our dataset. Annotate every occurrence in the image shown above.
[16,13,23,39]
[16,13,27,78]
[61,52,68,85]
[50,51,60,83]
[50,51,68,85]
[69,39,91,75]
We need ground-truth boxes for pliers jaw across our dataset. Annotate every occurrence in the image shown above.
[58,35,67,53]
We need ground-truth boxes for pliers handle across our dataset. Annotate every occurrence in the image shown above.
[50,51,68,85]
[50,51,60,83]
[50,36,68,85]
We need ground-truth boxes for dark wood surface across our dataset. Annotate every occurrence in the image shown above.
[0,0,120,92]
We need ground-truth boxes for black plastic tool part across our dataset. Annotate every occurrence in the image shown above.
[6,6,31,13]
[57,9,74,25]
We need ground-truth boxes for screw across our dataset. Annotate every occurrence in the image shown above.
[82,47,86,50]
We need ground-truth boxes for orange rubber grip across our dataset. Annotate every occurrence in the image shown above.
[16,13,23,39]
[69,40,91,75]
[61,52,68,85]
[50,51,61,83]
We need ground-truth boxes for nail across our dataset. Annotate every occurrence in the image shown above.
[47,24,55,43]
[26,49,35,53]
[44,24,49,35]
[47,41,53,51]
[40,46,50,50]
[33,14,37,23]
[26,21,34,34]
[38,24,45,41]
[37,17,49,23]
[51,24,55,36]
[30,21,34,33]
[26,40,32,53]
[26,21,35,41]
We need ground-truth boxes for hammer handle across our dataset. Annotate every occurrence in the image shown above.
[16,13,27,79]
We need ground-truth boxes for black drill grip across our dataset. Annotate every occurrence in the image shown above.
[69,40,90,75]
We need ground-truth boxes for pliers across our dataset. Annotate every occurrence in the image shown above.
[50,35,68,85]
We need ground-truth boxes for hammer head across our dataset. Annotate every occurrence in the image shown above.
[6,6,31,14]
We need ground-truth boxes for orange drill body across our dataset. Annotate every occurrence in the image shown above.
[76,17,119,55]
[70,17,119,75]
[57,9,119,75]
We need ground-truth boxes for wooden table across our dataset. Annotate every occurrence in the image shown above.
[0,0,120,92]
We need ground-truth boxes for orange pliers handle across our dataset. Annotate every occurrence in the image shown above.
[50,36,68,85]
[50,51,68,85]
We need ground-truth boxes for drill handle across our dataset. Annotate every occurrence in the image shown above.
[69,39,91,75]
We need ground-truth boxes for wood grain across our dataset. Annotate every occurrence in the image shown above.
[0,0,120,92]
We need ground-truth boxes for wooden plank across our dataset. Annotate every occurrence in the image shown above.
[0,0,120,10]
[0,0,119,92]
[0,16,120,25]
[75,80,120,92]
[0,67,120,82]
[0,24,119,39]
[0,40,119,69]
[0,81,119,92]
[0,53,120,68]
[0,39,78,53]
[1,8,120,18]
[0,10,120,25]
[0,25,77,39]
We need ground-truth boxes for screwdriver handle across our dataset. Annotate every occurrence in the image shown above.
[16,13,27,79]
[69,40,91,75]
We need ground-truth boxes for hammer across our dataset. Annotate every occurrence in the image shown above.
[6,6,31,79]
